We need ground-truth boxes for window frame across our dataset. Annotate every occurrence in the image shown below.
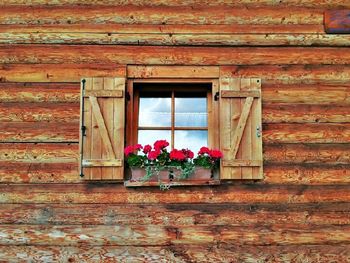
[126,78,220,152]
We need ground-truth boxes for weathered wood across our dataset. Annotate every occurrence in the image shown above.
[82,159,122,167]
[264,165,350,185]
[0,122,78,142]
[0,82,79,102]
[1,203,350,225]
[0,223,349,246]
[2,45,350,65]
[263,123,350,144]
[0,24,325,34]
[0,102,79,122]
[84,90,123,97]
[221,65,350,84]
[221,90,260,98]
[1,184,350,204]
[325,10,350,34]
[1,245,350,263]
[125,180,221,188]
[3,33,350,46]
[265,144,350,165]
[0,6,323,25]
[1,0,349,8]
[263,84,350,104]
[0,64,124,82]
[222,160,262,167]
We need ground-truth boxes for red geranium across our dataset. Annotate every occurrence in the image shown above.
[148,150,161,160]
[154,140,169,150]
[198,146,210,155]
[182,149,194,159]
[170,149,186,161]
[143,144,152,154]
[124,144,143,156]
[209,149,223,159]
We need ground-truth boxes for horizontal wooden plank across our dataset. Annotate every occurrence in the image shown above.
[0,223,349,246]
[1,203,350,225]
[0,82,79,102]
[264,164,350,185]
[1,0,349,8]
[221,90,260,98]
[82,159,122,167]
[124,180,221,187]
[263,123,350,144]
[325,10,350,34]
[1,121,348,143]
[0,122,78,142]
[1,184,350,204]
[0,6,323,25]
[84,90,123,97]
[4,33,350,46]
[263,84,350,105]
[263,104,350,123]
[221,65,350,84]
[0,143,78,163]
[2,45,350,65]
[0,162,79,183]
[1,245,350,263]
[222,160,262,167]
[0,64,124,82]
[0,24,325,34]
[0,143,348,166]
[0,102,79,122]
[128,65,219,78]
[264,143,350,165]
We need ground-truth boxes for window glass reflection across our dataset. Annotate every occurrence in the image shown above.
[174,130,208,155]
[175,97,207,127]
[139,97,171,127]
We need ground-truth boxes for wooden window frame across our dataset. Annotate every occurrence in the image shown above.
[126,79,219,152]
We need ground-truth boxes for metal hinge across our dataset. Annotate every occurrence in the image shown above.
[214,92,220,101]
[81,125,87,136]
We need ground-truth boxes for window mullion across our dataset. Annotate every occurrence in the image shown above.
[171,90,175,150]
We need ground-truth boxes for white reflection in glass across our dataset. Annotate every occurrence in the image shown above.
[138,130,171,149]
[175,97,207,127]
[139,97,171,127]
[174,130,208,155]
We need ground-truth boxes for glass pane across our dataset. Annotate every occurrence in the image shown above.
[138,130,171,149]
[139,97,171,127]
[174,130,208,155]
[175,97,207,127]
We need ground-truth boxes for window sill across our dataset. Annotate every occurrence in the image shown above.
[124,179,221,187]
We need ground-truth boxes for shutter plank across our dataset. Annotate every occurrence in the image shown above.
[240,79,253,179]
[251,78,263,179]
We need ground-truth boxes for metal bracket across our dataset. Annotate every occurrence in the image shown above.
[214,92,220,101]
[81,125,87,136]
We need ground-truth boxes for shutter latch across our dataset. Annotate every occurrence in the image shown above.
[81,125,87,136]
[256,125,261,138]
[214,92,220,101]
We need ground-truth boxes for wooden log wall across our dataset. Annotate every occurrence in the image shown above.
[0,1,349,262]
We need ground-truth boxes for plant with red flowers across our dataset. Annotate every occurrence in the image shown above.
[124,140,223,185]
[193,146,223,169]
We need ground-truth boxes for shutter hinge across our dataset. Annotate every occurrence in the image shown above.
[126,91,131,101]
[81,125,87,136]
[214,92,220,101]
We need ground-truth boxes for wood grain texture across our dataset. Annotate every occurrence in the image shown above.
[1,245,350,263]
[1,203,349,225]
[0,24,325,34]
[325,10,350,34]
[1,0,350,8]
[1,184,350,204]
[0,6,323,25]
[2,45,350,65]
[3,33,350,46]
[0,64,124,82]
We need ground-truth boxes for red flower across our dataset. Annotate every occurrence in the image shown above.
[154,140,169,150]
[209,149,223,159]
[170,149,186,161]
[148,150,160,160]
[124,145,135,156]
[143,144,152,154]
[182,149,194,159]
[198,146,210,155]
[134,144,143,151]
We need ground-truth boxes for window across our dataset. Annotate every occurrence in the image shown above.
[129,82,212,154]
[79,66,263,182]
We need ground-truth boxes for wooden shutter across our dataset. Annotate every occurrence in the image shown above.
[219,78,263,179]
[79,77,125,180]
